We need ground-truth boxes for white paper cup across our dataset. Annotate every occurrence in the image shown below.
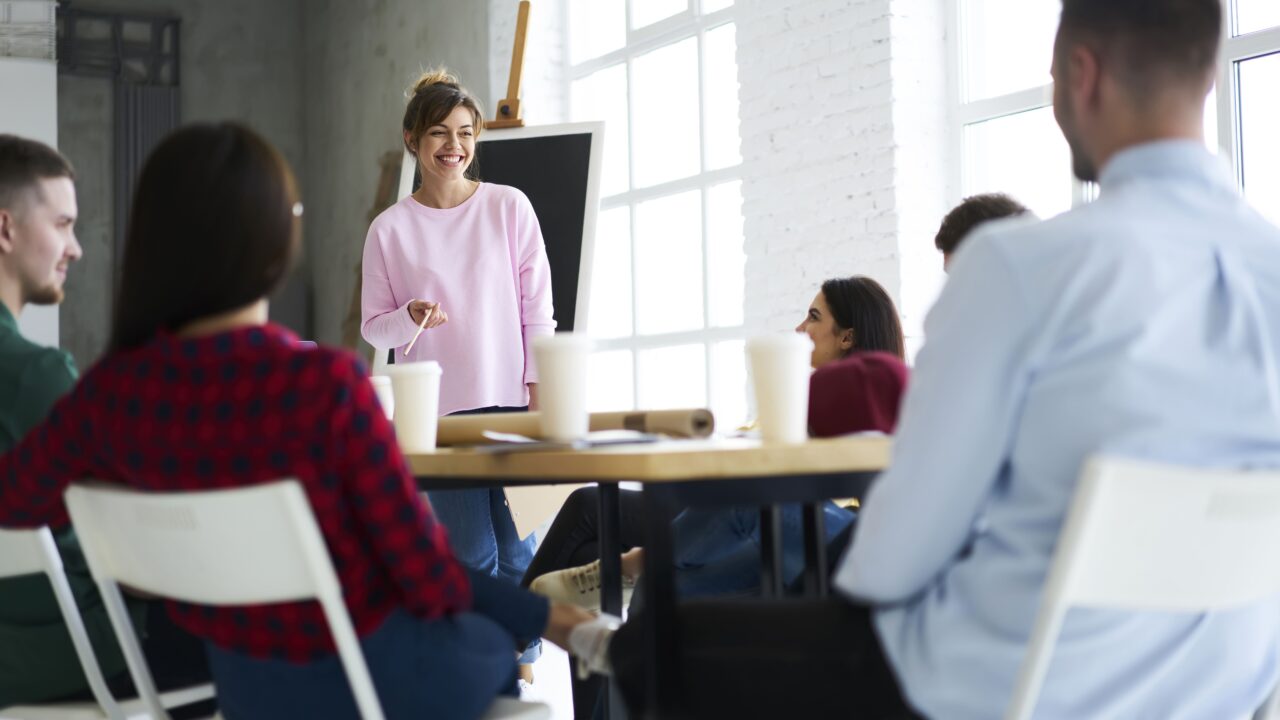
[747,334,814,444]
[533,334,594,441]
[369,375,394,420]
[384,360,442,453]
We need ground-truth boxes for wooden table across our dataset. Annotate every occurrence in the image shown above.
[408,435,891,718]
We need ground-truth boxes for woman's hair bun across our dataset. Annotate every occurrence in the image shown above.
[412,68,460,94]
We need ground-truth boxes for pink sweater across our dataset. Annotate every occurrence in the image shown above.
[361,183,556,415]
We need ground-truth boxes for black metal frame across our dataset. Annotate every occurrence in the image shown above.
[415,468,879,720]
[637,471,878,718]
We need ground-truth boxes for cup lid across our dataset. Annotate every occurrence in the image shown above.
[747,333,814,351]
[534,333,595,351]
[384,360,442,376]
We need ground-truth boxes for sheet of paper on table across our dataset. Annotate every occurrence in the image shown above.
[487,430,660,538]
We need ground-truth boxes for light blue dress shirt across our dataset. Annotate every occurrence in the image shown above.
[835,140,1280,719]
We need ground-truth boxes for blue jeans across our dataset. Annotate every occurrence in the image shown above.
[670,502,857,598]
[427,487,535,583]
[428,407,540,662]
[205,572,548,720]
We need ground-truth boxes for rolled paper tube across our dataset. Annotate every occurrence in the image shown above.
[434,408,716,446]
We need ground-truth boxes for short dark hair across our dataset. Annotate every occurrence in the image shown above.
[109,123,300,352]
[820,276,905,360]
[0,134,74,216]
[935,193,1030,256]
[1057,0,1221,96]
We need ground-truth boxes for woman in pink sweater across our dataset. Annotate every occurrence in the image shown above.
[360,70,555,643]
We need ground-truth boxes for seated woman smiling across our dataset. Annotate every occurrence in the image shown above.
[0,123,593,720]
[525,276,908,608]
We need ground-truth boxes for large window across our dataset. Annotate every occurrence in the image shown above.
[1223,11,1280,226]
[567,0,747,427]
[950,0,1280,224]
[953,0,1075,220]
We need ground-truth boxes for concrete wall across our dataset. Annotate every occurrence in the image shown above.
[56,0,306,367]
[301,0,491,348]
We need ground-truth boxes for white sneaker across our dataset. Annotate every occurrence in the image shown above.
[568,613,622,680]
[529,560,636,613]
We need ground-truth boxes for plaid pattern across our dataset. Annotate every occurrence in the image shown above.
[0,324,471,661]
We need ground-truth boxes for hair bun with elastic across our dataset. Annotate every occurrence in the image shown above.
[413,68,460,94]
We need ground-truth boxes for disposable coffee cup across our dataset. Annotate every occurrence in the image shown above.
[747,334,813,444]
[384,360,442,453]
[533,334,594,441]
[369,375,394,420]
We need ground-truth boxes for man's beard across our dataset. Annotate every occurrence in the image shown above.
[26,282,64,306]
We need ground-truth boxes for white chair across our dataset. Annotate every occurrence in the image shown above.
[0,527,214,720]
[1006,456,1280,720]
[64,481,550,720]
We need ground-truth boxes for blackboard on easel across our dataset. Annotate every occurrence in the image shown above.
[397,121,604,333]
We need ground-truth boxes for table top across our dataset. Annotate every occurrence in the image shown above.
[405,434,891,483]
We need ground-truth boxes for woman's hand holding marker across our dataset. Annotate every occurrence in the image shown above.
[408,299,448,329]
[405,299,448,355]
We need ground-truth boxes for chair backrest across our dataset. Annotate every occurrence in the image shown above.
[1007,455,1280,720]
[64,481,386,720]
[0,527,123,719]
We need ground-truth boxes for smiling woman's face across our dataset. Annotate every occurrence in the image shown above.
[795,290,853,369]
[410,105,477,184]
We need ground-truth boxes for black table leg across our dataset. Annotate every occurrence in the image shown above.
[801,502,828,597]
[596,483,622,719]
[759,504,784,596]
[643,486,680,718]
[598,483,623,617]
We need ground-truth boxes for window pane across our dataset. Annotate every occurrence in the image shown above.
[709,340,748,428]
[703,23,741,170]
[634,191,704,334]
[706,181,744,327]
[632,0,687,30]
[571,64,629,197]
[962,0,1060,101]
[637,344,706,409]
[568,0,625,64]
[963,106,1072,219]
[587,207,633,338]
[632,38,701,187]
[1237,0,1280,36]
[1240,53,1280,226]
[702,0,733,13]
[589,350,635,412]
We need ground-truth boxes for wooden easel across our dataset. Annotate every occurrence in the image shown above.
[486,0,530,129]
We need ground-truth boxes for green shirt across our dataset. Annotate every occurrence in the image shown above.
[0,305,145,705]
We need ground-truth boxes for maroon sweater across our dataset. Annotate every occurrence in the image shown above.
[808,351,909,438]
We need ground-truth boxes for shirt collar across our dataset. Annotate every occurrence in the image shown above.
[0,304,17,334]
[1099,139,1235,193]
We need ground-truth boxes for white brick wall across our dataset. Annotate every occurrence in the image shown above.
[489,0,567,126]
[739,0,904,335]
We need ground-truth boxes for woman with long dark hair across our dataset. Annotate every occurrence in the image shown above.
[0,123,589,719]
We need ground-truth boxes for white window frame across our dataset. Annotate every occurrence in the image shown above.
[564,0,743,414]
[1216,5,1280,189]
[948,1,1280,214]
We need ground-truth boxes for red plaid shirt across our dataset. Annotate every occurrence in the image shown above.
[0,324,471,661]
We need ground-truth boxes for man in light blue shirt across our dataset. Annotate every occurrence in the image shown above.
[836,0,1280,717]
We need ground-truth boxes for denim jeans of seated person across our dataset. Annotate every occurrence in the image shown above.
[670,502,857,598]
[206,608,520,720]
[426,406,540,663]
